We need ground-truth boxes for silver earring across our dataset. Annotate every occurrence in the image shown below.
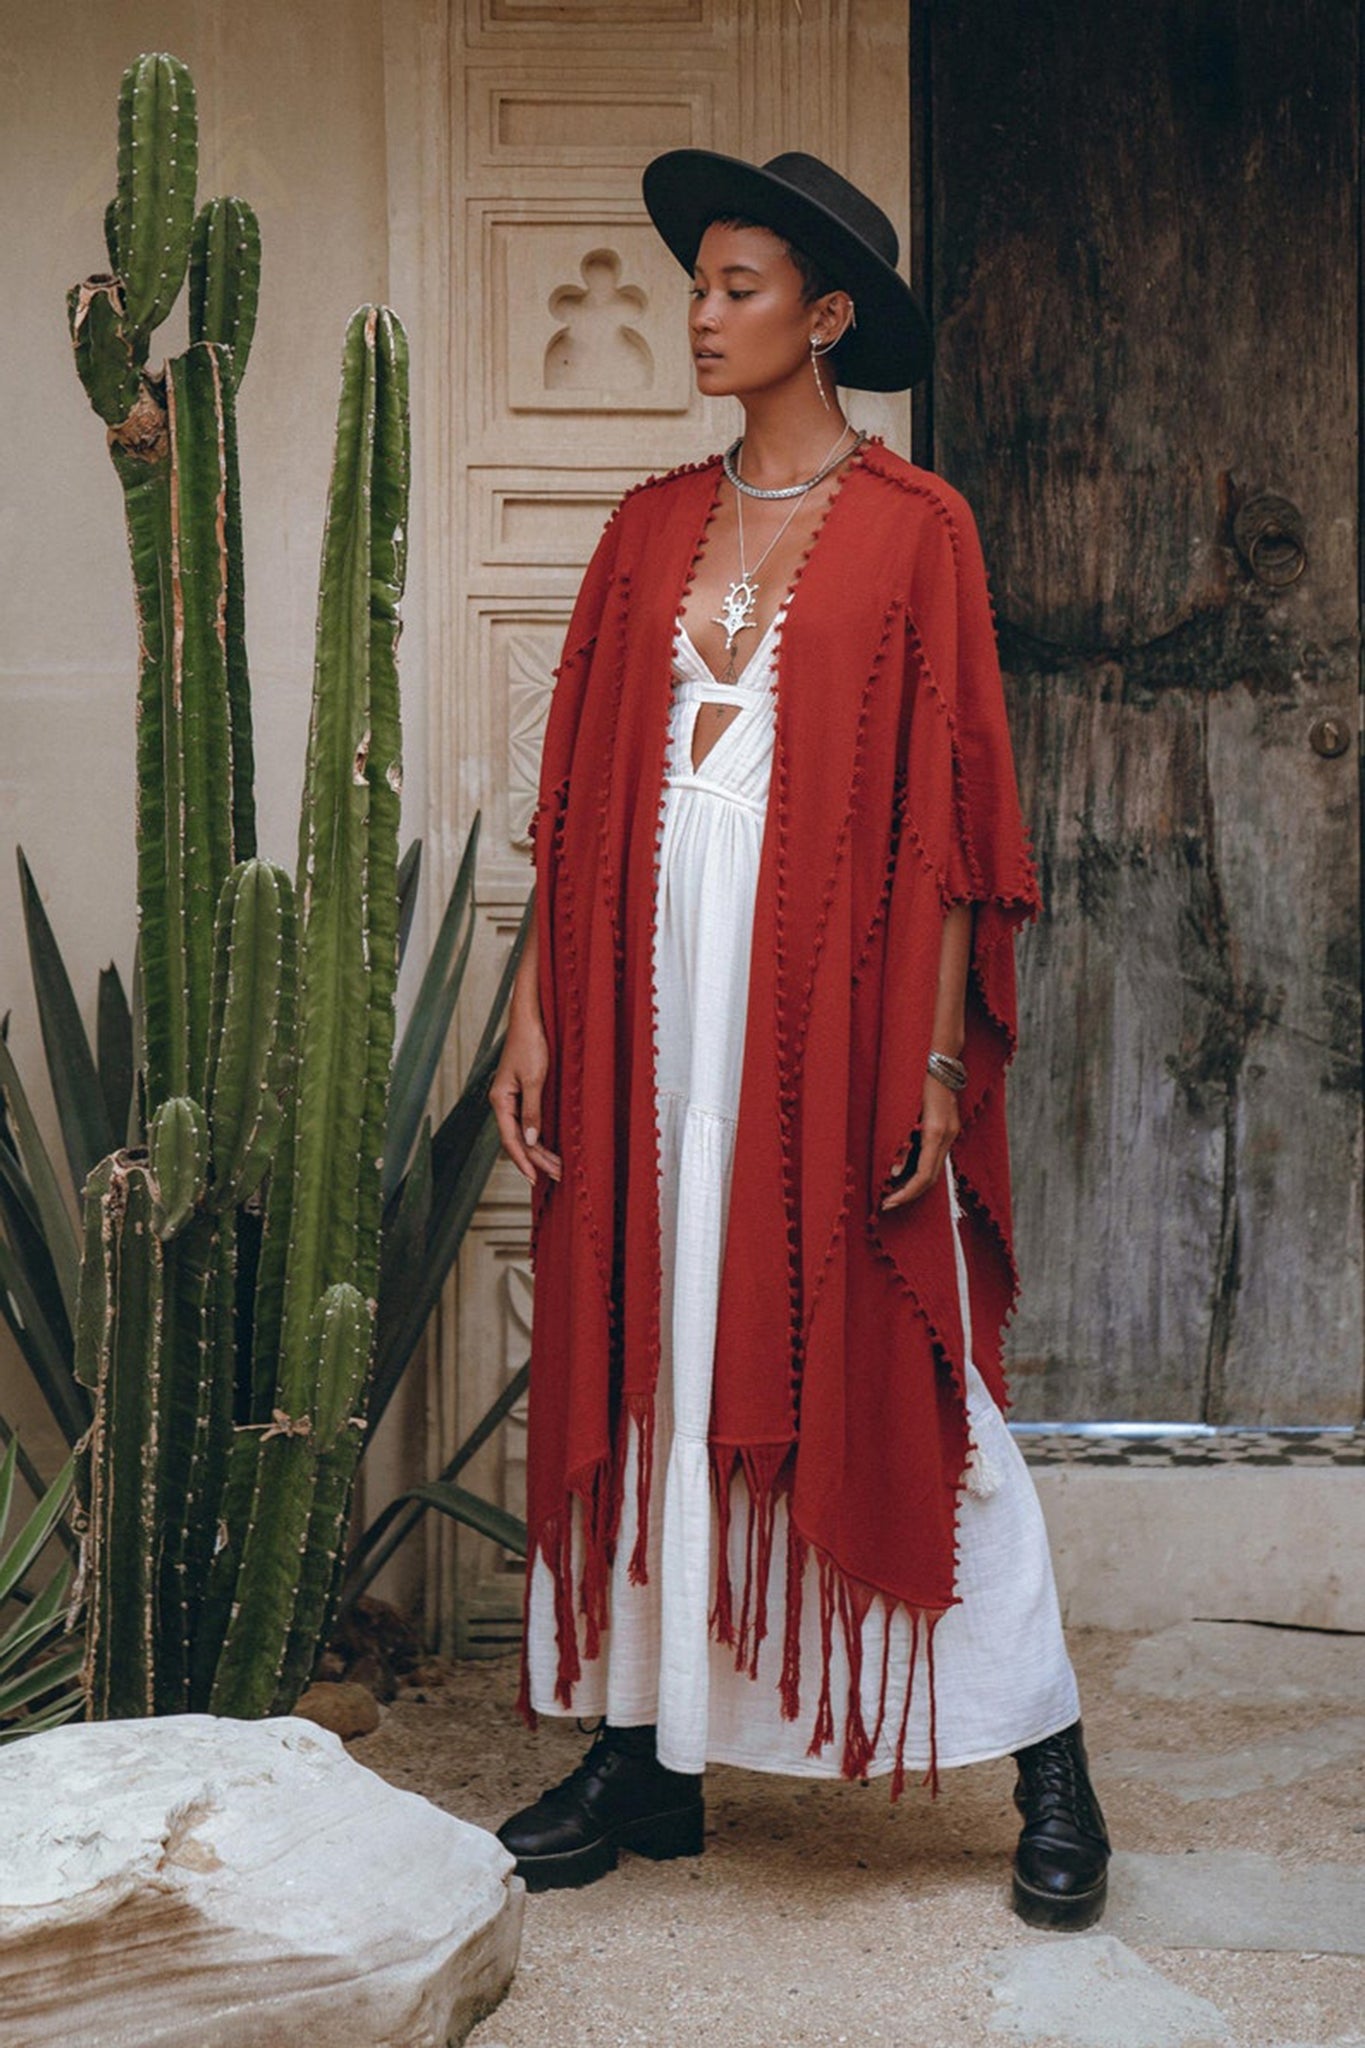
[810,332,832,409]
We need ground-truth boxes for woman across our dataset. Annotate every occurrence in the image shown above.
[489,150,1109,1930]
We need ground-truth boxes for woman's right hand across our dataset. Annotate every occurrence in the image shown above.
[490,1004,563,1188]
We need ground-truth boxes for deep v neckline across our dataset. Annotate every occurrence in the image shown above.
[674,611,782,692]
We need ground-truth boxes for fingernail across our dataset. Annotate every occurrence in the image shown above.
[524,1127,538,1147]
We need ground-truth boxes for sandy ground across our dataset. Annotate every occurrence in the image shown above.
[352,1630,1365,2048]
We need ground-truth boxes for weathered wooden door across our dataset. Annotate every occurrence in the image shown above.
[917,0,1363,1422]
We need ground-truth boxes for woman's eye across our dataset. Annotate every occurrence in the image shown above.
[728,290,755,301]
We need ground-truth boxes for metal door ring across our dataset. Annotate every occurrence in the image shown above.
[1234,491,1308,587]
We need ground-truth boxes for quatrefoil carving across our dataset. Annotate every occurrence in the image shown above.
[544,247,654,392]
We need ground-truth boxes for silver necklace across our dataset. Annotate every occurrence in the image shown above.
[712,424,856,678]
[721,427,864,500]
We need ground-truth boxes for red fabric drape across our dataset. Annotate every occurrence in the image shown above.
[519,443,1039,1792]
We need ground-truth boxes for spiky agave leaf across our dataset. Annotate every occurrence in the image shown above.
[0,1439,85,1744]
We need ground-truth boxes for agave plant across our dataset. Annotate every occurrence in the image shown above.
[0,1432,84,1744]
[4,830,534,1595]
[0,821,531,1663]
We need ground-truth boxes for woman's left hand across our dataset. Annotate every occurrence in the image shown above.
[881,1074,961,1210]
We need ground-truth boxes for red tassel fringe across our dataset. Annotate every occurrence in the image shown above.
[521,1439,948,1799]
[626,1393,655,1586]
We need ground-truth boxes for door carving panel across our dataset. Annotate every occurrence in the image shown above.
[418,0,911,1650]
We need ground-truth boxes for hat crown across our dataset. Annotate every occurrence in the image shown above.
[759,152,900,271]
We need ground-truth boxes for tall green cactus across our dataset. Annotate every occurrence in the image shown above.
[210,309,409,1717]
[68,54,410,1722]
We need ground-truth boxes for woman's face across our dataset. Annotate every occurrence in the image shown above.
[689,221,833,401]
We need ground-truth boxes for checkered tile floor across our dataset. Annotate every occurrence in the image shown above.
[1013,1424,1365,1468]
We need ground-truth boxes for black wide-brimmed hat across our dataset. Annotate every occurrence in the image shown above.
[642,149,931,392]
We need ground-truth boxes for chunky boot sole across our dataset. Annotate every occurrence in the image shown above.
[509,1801,705,1894]
[1011,1864,1108,1931]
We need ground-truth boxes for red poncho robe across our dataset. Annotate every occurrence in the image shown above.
[520,441,1039,1791]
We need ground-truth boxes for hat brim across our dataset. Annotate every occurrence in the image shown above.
[642,149,931,392]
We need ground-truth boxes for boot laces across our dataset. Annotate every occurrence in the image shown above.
[561,1719,621,1787]
[1018,1732,1103,1835]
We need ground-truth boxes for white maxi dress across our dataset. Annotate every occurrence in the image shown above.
[527,614,1080,1779]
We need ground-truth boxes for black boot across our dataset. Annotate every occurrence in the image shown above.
[497,1722,704,1892]
[1010,1720,1110,1930]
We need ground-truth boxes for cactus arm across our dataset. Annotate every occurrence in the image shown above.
[122,452,178,1109]
[115,54,197,340]
[276,309,408,1409]
[131,346,237,1109]
[204,861,295,1211]
[148,1096,208,1238]
[206,1423,313,1719]
[79,1155,163,1719]
[167,345,237,1086]
[152,1209,215,1712]
[187,198,259,858]
[188,198,261,387]
[68,279,143,427]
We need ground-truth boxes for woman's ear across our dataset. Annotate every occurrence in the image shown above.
[813,289,856,350]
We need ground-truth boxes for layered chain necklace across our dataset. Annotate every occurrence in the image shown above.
[712,423,863,683]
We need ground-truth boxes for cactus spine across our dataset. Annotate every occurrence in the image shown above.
[69,55,409,1721]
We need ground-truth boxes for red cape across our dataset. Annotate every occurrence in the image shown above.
[520,442,1039,1790]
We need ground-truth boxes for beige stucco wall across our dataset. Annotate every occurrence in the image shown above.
[0,4,423,1541]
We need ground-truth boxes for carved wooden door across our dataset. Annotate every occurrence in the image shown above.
[917,0,1363,1422]
[428,0,915,1652]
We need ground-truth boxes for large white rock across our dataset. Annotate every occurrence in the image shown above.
[0,1713,523,2047]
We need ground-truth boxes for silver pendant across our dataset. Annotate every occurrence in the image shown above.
[714,575,759,653]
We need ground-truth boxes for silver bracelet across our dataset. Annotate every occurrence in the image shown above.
[927,1051,967,1093]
